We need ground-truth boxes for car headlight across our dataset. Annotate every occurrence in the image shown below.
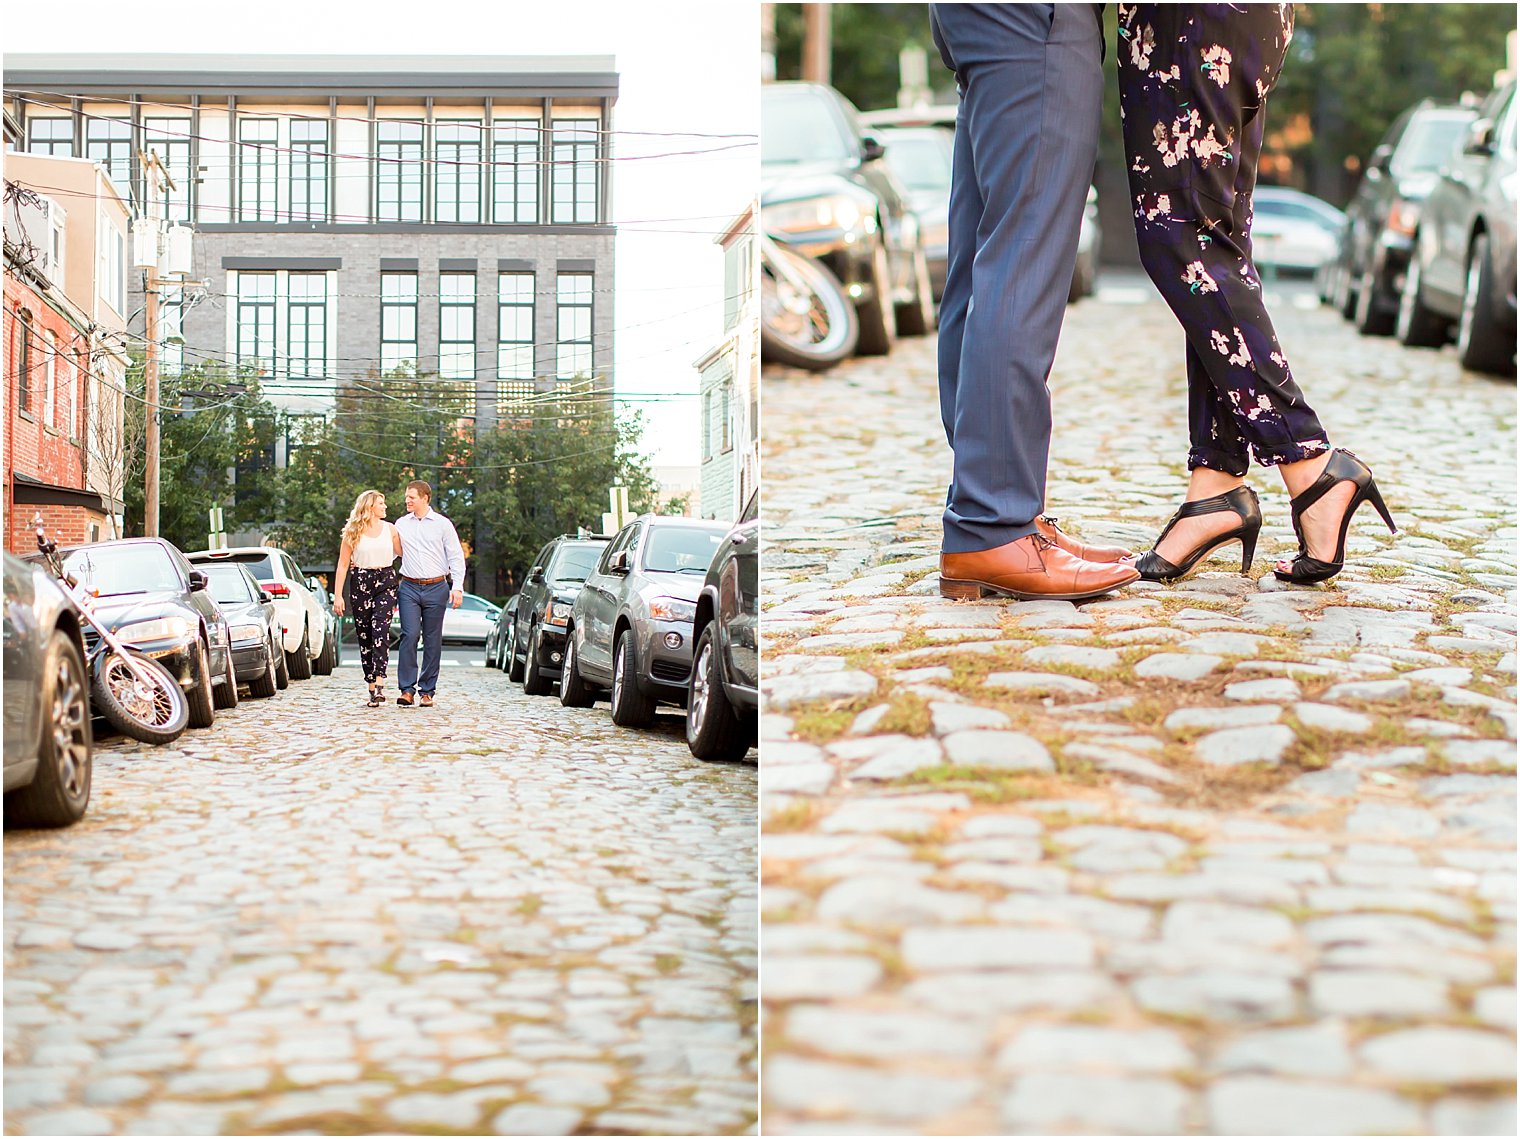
[546,601,574,627]
[1384,201,1420,237]
[228,622,265,642]
[116,616,192,644]
[648,597,696,622]
[765,194,868,236]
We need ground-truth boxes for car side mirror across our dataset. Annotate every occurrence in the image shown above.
[188,570,209,592]
[259,589,275,604]
[860,135,887,163]
[528,566,544,583]
[1369,143,1394,175]
[1464,118,1496,157]
[609,551,630,574]
[307,576,322,591]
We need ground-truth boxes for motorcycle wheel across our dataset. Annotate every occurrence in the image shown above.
[91,650,189,746]
[761,243,860,370]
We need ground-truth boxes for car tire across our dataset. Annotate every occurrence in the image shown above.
[287,624,313,681]
[1396,247,1448,348]
[5,631,92,828]
[854,237,897,357]
[507,622,525,682]
[312,626,334,676]
[186,639,215,729]
[558,630,597,708]
[609,633,656,729]
[1457,232,1514,375]
[248,637,278,699]
[895,243,935,336]
[1069,250,1096,303]
[1353,264,1395,336]
[685,624,749,762]
[522,627,552,696]
[274,634,290,690]
[213,644,239,710]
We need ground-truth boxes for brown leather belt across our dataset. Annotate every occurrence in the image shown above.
[401,574,447,585]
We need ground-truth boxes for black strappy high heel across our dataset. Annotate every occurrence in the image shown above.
[1274,448,1397,585]
[1134,485,1262,583]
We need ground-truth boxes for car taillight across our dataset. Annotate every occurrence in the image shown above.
[265,582,291,597]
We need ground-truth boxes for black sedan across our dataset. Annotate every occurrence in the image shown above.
[53,538,234,730]
[4,552,92,828]
[485,594,520,670]
[1399,81,1516,375]
[686,492,758,762]
[762,81,936,356]
[511,534,611,696]
[201,562,285,698]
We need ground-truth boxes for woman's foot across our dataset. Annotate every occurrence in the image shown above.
[1274,452,1356,574]
[1153,469,1248,567]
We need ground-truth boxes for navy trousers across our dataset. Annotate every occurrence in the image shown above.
[397,578,448,696]
[930,3,1105,553]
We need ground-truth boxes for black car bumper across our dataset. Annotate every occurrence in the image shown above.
[230,639,269,681]
[534,623,570,679]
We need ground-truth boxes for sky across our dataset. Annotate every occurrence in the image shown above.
[6,0,760,473]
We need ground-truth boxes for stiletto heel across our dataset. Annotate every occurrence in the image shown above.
[1134,485,1263,583]
[1274,448,1392,585]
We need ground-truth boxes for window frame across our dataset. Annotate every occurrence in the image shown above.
[434,119,483,224]
[551,118,600,224]
[288,118,330,223]
[497,271,535,404]
[554,272,594,382]
[492,118,540,224]
[380,272,419,374]
[238,117,280,222]
[27,116,73,157]
[438,272,477,382]
[376,120,425,223]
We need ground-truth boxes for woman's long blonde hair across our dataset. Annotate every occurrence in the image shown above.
[342,490,386,553]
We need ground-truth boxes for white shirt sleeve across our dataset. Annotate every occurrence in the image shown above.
[444,518,466,586]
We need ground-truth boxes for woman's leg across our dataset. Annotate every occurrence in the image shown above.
[352,570,378,685]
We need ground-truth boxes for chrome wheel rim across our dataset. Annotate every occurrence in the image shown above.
[1397,254,1420,338]
[690,640,713,738]
[613,641,626,710]
[564,637,577,690]
[52,653,89,798]
[1458,241,1483,355]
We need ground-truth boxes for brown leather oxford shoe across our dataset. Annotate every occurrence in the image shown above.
[1036,514,1133,563]
[940,533,1141,601]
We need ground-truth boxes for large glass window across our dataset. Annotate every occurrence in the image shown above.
[85,117,132,196]
[492,119,539,224]
[27,117,73,157]
[143,117,193,223]
[435,120,482,224]
[289,119,329,223]
[239,119,278,222]
[497,272,535,404]
[439,273,475,381]
[43,331,57,428]
[380,273,418,373]
[377,121,424,223]
[555,273,593,380]
[235,272,277,374]
[551,119,599,224]
[17,310,32,412]
[287,274,327,380]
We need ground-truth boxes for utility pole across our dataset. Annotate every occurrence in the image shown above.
[139,149,176,539]
[803,4,832,86]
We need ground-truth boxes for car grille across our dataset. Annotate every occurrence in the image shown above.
[650,660,690,683]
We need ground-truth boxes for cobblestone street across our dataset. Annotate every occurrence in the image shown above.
[760,276,1516,1135]
[4,666,757,1135]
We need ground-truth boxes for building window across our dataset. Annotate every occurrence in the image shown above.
[380,273,418,374]
[497,272,534,403]
[27,117,73,156]
[551,120,599,224]
[287,274,327,381]
[17,310,32,412]
[235,272,277,375]
[701,390,712,462]
[435,120,482,224]
[377,121,424,223]
[74,349,88,441]
[43,331,57,428]
[555,273,593,380]
[98,222,125,315]
[239,119,278,221]
[289,119,329,223]
[85,117,132,195]
[439,273,475,381]
[143,117,193,223]
[492,119,539,224]
[721,382,732,452]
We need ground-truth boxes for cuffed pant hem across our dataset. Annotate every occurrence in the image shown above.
[1187,447,1249,478]
[1251,437,1332,468]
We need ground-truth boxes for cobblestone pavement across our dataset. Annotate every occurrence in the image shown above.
[760,277,1516,1135]
[4,666,757,1135]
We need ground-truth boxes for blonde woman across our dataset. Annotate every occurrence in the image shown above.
[333,489,403,707]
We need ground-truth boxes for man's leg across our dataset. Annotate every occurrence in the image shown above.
[417,581,448,697]
[396,579,421,695]
[932,3,1105,553]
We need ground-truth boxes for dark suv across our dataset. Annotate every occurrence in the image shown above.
[686,492,758,762]
[509,534,611,696]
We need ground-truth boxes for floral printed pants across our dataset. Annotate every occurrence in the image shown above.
[349,566,397,684]
[1119,2,1330,476]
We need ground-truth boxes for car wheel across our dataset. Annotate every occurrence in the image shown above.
[1336,256,1358,319]
[507,622,525,682]
[558,629,596,708]
[312,626,334,676]
[1457,232,1514,375]
[1395,247,1449,348]
[522,627,552,696]
[186,639,216,729]
[1069,249,1096,303]
[287,624,313,681]
[5,631,92,828]
[248,636,278,699]
[1353,263,1395,336]
[895,242,935,336]
[609,633,656,729]
[854,237,897,357]
[685,624,749,762]
[213,643,240,710]
[274,634,290,690]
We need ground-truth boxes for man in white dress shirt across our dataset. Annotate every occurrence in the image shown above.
[393,480,466,707]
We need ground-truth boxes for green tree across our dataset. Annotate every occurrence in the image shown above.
[773,4,937,111]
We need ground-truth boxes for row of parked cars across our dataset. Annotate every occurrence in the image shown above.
[483,495,759,762]
[4,535,344,829]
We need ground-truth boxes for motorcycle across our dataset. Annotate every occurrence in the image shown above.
[760,231,859,371]
[32,515,190,746]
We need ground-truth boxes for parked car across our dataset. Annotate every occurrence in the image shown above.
[4,551,92,827]
[485,594,520,669]
[305,576,342,674]
[185,545,327,681]
[1251,187,1346,275]
[53,538,234,729]
[560,516,731,727]
[762,81,936,356]
[1399,80,1516,374]
[686,492,759,762]
[865,123,952,301]
[1332,100,1476,334]
[199,562,285,698]
[443,592,499,647]
[511,534,613,695]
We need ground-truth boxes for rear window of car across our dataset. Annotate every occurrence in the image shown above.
[204,565,254,605]
[198,553,276,581]
[641,526,728,574]
[63,543,181,597]
[548,542,606,584]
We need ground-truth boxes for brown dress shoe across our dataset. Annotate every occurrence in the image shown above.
[941,533,1141,601]
[1036,514,1133,563]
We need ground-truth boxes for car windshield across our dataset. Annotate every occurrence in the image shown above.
[1392,115,1472,176]
[548,543,605,584]
[641,526,727,574]
[196,553,276,581]
[762,88,855,165]
[882,132,952,192]
[63,543,181,597]
[204,565,254,605]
